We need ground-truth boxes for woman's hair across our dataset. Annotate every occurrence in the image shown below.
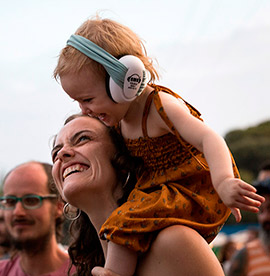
[63,114,143,275]
[54,15,159,83]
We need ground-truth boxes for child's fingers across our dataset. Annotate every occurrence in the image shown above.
[230,207,241,223]
[237,193,262,207]
[238,190,265,205]
[232,198,261,213]
[92,267,120,276]
[239,182,265,202]
[239,181,257,192]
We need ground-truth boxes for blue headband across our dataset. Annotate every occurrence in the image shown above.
[67,34,127,89]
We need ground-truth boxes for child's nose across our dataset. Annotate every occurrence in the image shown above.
[79,103,90,115]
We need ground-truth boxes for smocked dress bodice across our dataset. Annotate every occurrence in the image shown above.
[100,84,239,253]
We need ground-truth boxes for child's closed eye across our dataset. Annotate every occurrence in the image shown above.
[82,98,93,103]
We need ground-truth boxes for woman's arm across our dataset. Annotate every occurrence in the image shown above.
[92,225,225,276]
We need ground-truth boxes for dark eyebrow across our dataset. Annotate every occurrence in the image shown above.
[51,130,96,156]
[51,144,62,157]
[70,130,96,143]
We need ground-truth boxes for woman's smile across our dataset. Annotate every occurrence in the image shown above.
[63,163,90,180]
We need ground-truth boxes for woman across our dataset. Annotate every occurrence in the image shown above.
[51,114,225,276]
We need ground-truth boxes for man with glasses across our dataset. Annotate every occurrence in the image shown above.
[0,161,74,275]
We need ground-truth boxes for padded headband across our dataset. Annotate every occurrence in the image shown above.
[67,34,127,89]
[67,34,147,103]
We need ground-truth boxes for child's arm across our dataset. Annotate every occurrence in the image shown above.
[103,241,137,276]
[157,93,265,222]
[92,267,120,276]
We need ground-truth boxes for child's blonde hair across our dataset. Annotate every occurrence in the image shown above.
[54,15,159,82]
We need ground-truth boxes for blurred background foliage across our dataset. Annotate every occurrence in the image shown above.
[225,120,270,182]
[225,120,270,224]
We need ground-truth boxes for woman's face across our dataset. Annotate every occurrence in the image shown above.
[51,116,118,208]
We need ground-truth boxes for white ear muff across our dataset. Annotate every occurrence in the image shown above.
[109,55,147,103]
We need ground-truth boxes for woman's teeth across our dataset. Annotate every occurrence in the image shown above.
[63,164,88,179]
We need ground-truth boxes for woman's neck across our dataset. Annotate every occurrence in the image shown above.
[84,194,119,233]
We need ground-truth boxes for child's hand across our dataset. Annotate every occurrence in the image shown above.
[216,178,265,223]
[92,267,123,276]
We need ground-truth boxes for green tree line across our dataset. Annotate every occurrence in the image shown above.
[225,120,270,182]
[225,120,270,224]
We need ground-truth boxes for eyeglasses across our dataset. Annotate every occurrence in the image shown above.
[0,194,58,210]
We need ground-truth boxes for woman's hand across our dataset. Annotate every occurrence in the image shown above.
[216,177,265,222]
[92,267,122,276]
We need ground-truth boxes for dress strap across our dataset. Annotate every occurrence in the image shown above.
[152,89,184,143]
[150,84,208,169]
[142,90,155,137]
[143,84,187,142]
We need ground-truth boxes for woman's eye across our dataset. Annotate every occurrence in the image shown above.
[51,151,58,162]
[77,135,91,143]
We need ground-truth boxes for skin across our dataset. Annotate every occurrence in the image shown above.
[60,69,264,223]
[52,116,123,259]
[2,162,68,275]
[93,225,226,276]
[52,116,225,276]
[60,68,131,127]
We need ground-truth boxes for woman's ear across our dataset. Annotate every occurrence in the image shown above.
[55,199,65,218]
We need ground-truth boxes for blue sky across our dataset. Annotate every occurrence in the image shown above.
[1,0,270,175]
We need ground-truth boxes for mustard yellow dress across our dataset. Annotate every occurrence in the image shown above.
[100,84,239,253]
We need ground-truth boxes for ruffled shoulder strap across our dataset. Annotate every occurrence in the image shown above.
[142,84,202,138]
[143,84,208,168]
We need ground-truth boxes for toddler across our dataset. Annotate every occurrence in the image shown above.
[54,15,264,276]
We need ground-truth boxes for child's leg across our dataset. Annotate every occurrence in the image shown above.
[105,241,137,276]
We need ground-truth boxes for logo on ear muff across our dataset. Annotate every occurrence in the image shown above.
[67,35,147,103]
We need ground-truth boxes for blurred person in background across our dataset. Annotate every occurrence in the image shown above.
[218,239,241,275]
[0,209,11,260]
[0,161,75,275]
[228,160,270,276]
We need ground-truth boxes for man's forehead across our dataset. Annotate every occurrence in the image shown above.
[4,163,48,194]
[7,163,45,179]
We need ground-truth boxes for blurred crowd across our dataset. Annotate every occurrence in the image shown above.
[212,160,270,276]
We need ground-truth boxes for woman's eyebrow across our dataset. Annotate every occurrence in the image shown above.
[70,130,96,143]
[51,129,96,156]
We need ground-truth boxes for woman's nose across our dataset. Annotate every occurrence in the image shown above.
[57,145,75,161]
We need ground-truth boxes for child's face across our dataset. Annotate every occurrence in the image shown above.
[60,68,129,126]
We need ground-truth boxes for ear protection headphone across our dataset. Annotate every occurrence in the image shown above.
[67,34,147,103]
